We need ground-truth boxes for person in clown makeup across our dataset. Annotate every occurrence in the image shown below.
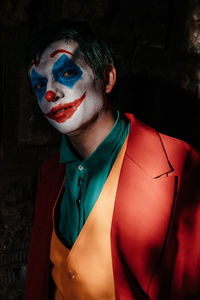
[26,20,200,300]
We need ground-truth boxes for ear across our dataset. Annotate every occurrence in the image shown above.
[105,64,117,94]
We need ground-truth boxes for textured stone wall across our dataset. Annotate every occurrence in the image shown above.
[0,0,200,299]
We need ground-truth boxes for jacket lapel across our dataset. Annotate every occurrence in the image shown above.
[125,113,173,178]
[111,114,177,299]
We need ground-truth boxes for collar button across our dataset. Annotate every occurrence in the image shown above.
[78,165,83,171]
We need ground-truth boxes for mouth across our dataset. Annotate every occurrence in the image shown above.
[45,91,86,123]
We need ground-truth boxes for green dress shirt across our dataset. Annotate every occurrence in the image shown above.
[58,112,130,249]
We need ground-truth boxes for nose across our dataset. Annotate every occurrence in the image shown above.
[45,90,56,102]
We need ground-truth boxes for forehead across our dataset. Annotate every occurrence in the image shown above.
[41,39,79,63]
[31,39,83,73]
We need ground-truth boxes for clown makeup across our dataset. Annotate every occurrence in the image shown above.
[29,39,105,135]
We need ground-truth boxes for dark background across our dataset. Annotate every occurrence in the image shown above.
[0,0,200,299]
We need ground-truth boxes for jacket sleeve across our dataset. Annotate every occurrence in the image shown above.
[170,146,200,299]
[26,152,64,300]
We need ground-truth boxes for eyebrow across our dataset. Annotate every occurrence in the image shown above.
[50,49,73,58]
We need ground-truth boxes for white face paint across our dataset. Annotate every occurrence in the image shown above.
[29,39,105,135]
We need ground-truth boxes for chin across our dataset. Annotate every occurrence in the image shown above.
[46,117,79,135]
[46,109,103,136]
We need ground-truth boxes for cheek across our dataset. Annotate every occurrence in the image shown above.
[35,87,47,102]
[80,87,104,119]
[37,97,49,114]
[76,73,102,98]
[79,77,104,109]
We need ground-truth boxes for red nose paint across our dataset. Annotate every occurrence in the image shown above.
[45,90,56,101]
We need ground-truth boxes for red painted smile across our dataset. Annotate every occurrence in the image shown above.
[45,91,86,123]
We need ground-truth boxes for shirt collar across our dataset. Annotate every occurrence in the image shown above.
[60,134,78,163]
[60,111,127,168]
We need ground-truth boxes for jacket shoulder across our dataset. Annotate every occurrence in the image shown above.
[125,113,200,178]
[158,132,200,183]
[159,132,200,164]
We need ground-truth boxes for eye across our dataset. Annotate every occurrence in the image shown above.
[62,70,77,78]
[34,81,46,90]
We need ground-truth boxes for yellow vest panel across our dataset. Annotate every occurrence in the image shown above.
[50,137,128,300]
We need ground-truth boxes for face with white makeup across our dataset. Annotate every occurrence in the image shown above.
[29,39,115,135]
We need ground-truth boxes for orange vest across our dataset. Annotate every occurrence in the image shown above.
[50,137,128,300]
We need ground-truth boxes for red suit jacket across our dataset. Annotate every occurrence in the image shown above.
[26,114,200,300]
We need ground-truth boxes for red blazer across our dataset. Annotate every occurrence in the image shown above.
[26,114,200,300]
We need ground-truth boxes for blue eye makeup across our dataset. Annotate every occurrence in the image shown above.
[30,55,82,102]
[30,68,47,101]
[52,54,83,88]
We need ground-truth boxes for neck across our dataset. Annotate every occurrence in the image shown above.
[67,109,115,159]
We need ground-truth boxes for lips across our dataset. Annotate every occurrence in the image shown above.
[45,91,86,123]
